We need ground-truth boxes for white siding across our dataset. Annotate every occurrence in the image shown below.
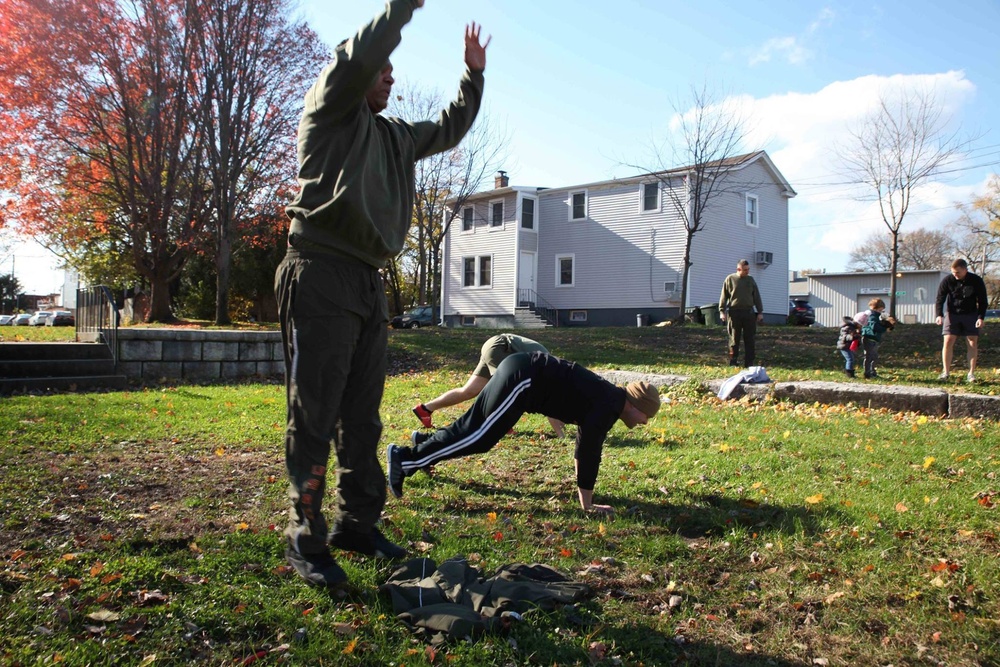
[535,179,687,309]
[443,192,518,316]
[689,160,790,314]
[807,271,948,327]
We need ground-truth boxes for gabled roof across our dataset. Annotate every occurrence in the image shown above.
[458,150,795,203]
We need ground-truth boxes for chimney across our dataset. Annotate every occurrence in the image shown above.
[494,170,508,189]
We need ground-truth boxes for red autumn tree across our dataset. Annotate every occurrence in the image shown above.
[0,0,324,323]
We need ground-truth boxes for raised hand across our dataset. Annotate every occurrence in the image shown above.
[413,0,424,7]
[464,22,490,71]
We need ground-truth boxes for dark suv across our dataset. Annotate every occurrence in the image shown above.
[788,299,815,326]
[391,305,436,329]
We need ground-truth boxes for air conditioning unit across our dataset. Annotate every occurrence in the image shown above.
[755,251,773,266]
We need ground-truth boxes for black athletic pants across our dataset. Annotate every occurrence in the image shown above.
[402,353,534,475]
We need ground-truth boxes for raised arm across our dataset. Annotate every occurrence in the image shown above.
[307,0,420,120]
[407,22,489,160]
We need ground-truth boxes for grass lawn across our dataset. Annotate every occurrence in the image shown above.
[1,324,998,665]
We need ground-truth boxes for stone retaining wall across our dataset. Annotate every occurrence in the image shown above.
[602,371,1000,421]
[117,329,283,381]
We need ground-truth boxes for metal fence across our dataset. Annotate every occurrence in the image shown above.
[76,285,119,370]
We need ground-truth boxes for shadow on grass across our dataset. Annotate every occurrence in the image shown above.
[430,476,844,539]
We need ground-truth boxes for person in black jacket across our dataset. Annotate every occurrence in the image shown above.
[935,258,989,382]
[387,352,661,516]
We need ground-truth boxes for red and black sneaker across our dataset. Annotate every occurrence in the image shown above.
[412,403,433,428]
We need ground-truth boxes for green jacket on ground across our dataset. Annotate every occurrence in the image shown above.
[285,0,485,268]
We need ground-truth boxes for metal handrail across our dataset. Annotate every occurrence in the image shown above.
[516,288,558,327]
[76,286,119,371]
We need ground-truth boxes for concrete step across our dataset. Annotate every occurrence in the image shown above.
[0,358,118,378]
[0,342,112,361]
[0,375,128,396]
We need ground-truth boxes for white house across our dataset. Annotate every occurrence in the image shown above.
[440,151,795,328]
[806,270,949,327]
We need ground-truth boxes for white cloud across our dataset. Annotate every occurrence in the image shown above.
[749,36,809,66]
[725,71,981,269]
[749,7,834,67]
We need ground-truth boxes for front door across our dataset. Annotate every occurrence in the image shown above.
[518,251,535,306]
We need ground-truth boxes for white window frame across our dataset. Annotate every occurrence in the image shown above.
[462,255,493,289]
[745,193,759,228]
[663,281,676,293]
[569,190,588,221]
[478,254,492,287]
[640,182,660,214]
[460,206,474,233]
[521,196,536,230]
[555,254,575,288]
[460,315,476,326]
[490,199,504,229]
[462,256,476,287]
[569,310,588,322]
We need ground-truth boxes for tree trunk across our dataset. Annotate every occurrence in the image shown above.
[676,231,695,324]
[147,275,176,323]
[888,231,900,319]
[215,234,232,325]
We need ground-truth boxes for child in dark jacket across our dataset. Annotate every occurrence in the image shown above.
[857,298,896,379]
[836,316,862,378]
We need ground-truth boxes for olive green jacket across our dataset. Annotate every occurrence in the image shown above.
[285,0,485,268]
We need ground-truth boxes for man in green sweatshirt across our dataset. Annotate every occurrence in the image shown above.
[274,0,489,589]
[718,259,765,367]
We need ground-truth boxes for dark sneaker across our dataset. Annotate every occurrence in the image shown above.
[411,430,430,447]
[387,444,407,498]
[412,404,433,428]
[285,546,347,589]
[330,525,406,560]
[844,369,855,378]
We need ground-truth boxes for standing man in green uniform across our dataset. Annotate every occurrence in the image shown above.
[412,333,565,437]
[274,0,490,589]
[719,259,764,367]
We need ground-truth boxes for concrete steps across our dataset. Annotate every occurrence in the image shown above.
[513,308,551,329]
[0,342,127,395]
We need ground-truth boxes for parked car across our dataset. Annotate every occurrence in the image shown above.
[788,299,815,326]
[28,311,53,326]
[986,309,1000,320]
[47,310,75,326]
[390,305,436,329]
[12,313,32,326]
[0,314,13,325]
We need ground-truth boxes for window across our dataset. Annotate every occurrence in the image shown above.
[460,315,476,326]
[642,182,659,212]
[745,194,758,227]
[461,207,474,232]
[463,255,492,288]
[478,255,492,286]
[663,281,676,293]
[556,254,575,287]
[491,200,504,227]
[521,197,535,230]
[569,310,588,322]
[570,191,587,220]
[463,257,476,287]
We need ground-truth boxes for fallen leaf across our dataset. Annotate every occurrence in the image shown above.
[824,591,846,604]
[87,609,120,622]
[895,502,908,513]
[804,493,823,505]
[923,456,935,470]
[342,638,357,655]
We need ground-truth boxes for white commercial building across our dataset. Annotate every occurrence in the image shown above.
[806,270,949,327]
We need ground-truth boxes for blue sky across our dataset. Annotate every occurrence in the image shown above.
[301,0,1000,271]
[8,0,999,293]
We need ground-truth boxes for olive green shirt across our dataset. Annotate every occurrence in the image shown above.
[285,0,485,268]
[473,334,548,378]
[719,273,764,314]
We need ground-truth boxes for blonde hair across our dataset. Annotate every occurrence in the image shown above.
[868,298,885,309]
